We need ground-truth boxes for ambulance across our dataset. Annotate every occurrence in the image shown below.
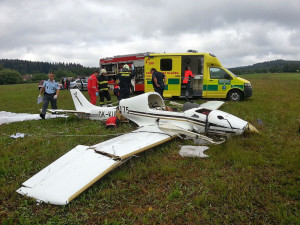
[100,52,252,101]
[144,52,252,101]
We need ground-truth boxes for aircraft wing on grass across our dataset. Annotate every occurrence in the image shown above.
[17,125,178,205]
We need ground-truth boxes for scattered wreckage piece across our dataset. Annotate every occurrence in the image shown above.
[179,146,210,158]
[17,92,258,205]
[10,133,26,139]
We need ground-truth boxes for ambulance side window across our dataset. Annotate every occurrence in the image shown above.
[209,68,231,79]
[160,59,172,71]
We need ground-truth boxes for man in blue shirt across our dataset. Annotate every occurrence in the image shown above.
[150,68,166,98]
[39,73,60,119]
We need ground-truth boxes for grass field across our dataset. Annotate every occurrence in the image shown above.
[0,73,299,224]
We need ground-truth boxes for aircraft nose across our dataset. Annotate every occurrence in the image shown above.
[244,123,259,134]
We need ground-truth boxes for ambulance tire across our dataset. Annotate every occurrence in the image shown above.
[183,102,200,111]
[227,90,243,101]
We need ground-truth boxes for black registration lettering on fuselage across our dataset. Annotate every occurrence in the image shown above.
[99,110,116,118]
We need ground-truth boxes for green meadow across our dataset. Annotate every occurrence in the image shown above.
[0,73,299,224]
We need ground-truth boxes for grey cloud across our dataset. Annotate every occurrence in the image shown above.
[0,0,299,67]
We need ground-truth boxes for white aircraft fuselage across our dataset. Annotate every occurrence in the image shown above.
[119,92,255,137]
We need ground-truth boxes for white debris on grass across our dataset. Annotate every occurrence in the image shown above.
[179,145,210,158]
[0,111,68,125]
[10,133,25,139]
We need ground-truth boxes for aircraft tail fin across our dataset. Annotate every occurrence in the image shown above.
[70,89,97,112]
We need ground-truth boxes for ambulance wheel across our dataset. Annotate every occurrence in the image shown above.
[227,90,242,101]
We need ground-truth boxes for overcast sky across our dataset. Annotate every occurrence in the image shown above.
[0,0,299,68]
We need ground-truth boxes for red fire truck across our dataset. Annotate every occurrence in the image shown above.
[99,52,152,92]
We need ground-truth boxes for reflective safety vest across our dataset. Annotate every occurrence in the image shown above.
[183,70,195,84]
[118,72,132,88]
[97,75,109,91]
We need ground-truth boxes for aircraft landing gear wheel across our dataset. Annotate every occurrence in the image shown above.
[228,90,242,101]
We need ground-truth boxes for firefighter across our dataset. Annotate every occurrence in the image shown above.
[97,69,112,106]
[182,66,195,101]
[117,64,133,101]
[87,70,99,105]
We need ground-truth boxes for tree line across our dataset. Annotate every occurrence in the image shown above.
[1,58,300,85]
[229,59,300,75]
[0,59,98,85]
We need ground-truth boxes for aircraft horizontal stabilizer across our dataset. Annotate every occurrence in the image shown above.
[198,101,225,110]
[170,101,224,110]
[47,109,89,114]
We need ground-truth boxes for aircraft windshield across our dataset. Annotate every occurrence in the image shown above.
[148,94,165,109]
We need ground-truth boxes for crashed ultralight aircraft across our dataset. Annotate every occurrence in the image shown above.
[17,92,257,205]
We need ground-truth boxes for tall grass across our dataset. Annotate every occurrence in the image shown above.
[0,73,299,224]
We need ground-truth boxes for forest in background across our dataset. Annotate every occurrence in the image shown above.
[229,59,300,74]
[0,59,97,85]
[0,58,300,85]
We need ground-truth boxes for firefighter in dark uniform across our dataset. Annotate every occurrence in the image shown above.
[117,64,133,101]
[97,69,112,106]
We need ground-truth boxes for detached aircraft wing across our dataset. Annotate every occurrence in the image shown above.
[17,125,178,205]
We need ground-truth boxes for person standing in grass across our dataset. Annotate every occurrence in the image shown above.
[97,69,112,106]
[183,66,195,102]
[87,70,99,105]
[150,68,166,98]
[39,73,60,119]
[117,64,133,101]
